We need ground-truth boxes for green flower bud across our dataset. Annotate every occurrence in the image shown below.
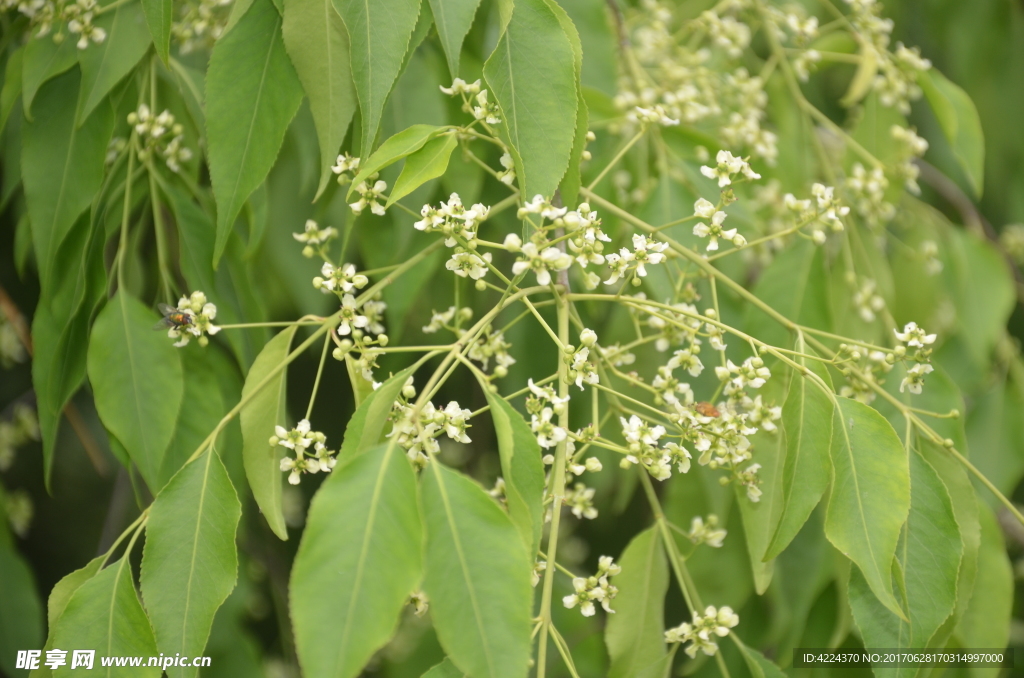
[377,334,389,347]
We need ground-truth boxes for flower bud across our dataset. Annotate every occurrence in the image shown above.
[494,365,508,378]
[631,276,641,286]
[377,334,389,347]
[580,328,598,347]
[619,458,632,469]
[352,329,363,340]
[475,279,487,291]
[302,245,316,258]
[563,344,576,355]
[503,233,522,252]
[332,347,345,361]
[704,308,717,319]
[198,336,209,347]
[127,112,138,124]
[268,436,280,446]
[585,457,603,472]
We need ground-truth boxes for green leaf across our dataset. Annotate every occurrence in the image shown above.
[422,658,467,678]
[21,35,77,119]
[483,392,544,556]
[735,638,788,678]
[0,46,23,136]
[22,67,114,289]
[421,463,532,678]
[32,213,106,487]
[0,532,44,678]
[159,348,228,484]
[945,228,1014,368]
[919,69,985,197]
[428,0,481,78]
[334,0,422,154]
[765,345,834,560]
[291,444,422,678]
[348,123,446,195]
[747,239,832,350]
[735,372,786,593]
[605,526,668,678]
[825,397,911,620]
[50,556,160,678]
[207,0,304,266]
[918,441,979,633]
[141,0,173,63]
[544,0,586,208]
[76,1,151,124]
[954,505,1012,663]
[387,133,458,207]
[848,449,961,675]
[46,557,104,632]
[240,325,298,540]
[339,364,417,459]
[140,449,241,678]
[282,0,358,200]
[87,292,185,493]
[483,0,578,199]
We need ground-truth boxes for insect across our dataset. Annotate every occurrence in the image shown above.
[154,303,194,331]
[694,401,720,418]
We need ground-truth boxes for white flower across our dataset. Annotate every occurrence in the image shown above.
[316,262,368,294]
[692,210,738,251]
[531,407,566,449]
[700,150,759,187]
[517,195,567,221]
[511,242,572,286]
[900,363,933,394]
[332,153,360,174]
[503,233,522,252]
[630,234,668,276]
[497,152,516,186]
[337,294,369,335]
[294,219,337,246]
[894,322,936,348]
[350,179,387,216]
[446,250,492,280]
[440,78,481,96]
[528,379,570,415]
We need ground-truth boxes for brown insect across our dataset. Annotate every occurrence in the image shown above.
[694,401,720,418]
[154,303,194,331]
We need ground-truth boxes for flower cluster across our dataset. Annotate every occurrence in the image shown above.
[167,291,221,347]
[439,78,501,125]
[388,379,473,468]
[894,322,937,394]
[843,0,931,113]
[273,420,337,485]
[562,556,621,617]
[0,403,40,472]
[416,193,490,247]
[0,314,26,368]
[313,263,368,297]
[686,514,727,548]
[846,164,895,227]
[665,605,740,658]
[127,105,193,173]
[171,0,233,54]
[700,150,761,188]
[6,0,106,48]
